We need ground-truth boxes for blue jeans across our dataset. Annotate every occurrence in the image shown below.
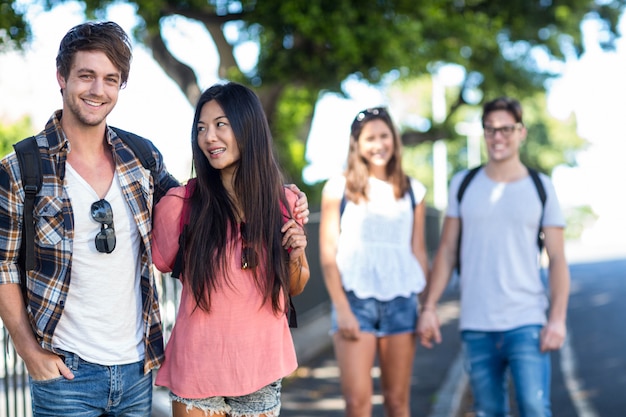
[461,325,551,417]
[30,350,152,417]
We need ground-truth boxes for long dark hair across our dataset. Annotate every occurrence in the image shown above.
[345,107,409,203]
[184,82,292,315]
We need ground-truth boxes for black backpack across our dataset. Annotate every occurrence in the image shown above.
[13,127,158,274]
[455,165,547,274]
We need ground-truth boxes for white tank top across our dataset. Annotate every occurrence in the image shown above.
[323,176,428,301]
[52,164,144,365]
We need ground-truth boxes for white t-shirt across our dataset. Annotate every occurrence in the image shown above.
[52,164,144,365]
[447,168,566,331]
[323,176,427,301]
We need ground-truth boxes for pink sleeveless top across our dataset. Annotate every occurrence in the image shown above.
[152,186,298,398]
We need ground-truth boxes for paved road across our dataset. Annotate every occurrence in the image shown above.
[555,256,626,417]
[280,244,626,417]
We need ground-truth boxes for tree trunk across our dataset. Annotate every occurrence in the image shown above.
[144,30,202,105]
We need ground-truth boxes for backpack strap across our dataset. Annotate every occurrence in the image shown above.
[455,165,483,274]
[13,137,43,272]
[456,165,482,205]
[406,176,416,209]
[287,297,298,328]
[339,193,347,217]
[455,165,548,274]
[110,127,157,173]
[527,168,547,252]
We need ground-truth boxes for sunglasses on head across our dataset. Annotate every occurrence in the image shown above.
[355,107,387,121]
[91,199,116,254]
[351,107,389,132]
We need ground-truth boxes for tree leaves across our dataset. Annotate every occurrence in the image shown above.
[2,0,623,194]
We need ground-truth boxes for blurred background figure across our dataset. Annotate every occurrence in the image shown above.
[319,107,429,417]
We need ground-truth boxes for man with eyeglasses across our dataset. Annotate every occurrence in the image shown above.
[0,21,308,416]
[417,97,570,417]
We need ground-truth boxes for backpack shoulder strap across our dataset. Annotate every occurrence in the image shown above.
[527,168,547,207]
[457,165,483,205]
[13,136,42,272]
[339,194,347,217]
[455,166,548,274]
[110,126,157,174]
[527,167,547,252]
[339,177,348,217]
[455,165,483,275]
[406,176,416,210]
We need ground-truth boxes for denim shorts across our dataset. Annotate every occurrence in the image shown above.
[331,291,418,337]
[171,379,282,417]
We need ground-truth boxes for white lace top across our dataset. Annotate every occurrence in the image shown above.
[323,176,427,301]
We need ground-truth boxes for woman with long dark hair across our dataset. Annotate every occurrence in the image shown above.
[152,82,310,417]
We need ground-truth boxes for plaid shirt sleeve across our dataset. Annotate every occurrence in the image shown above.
[0,153,25,285]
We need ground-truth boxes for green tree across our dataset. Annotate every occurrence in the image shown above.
[2,0,623,197]
[0,116,35,158]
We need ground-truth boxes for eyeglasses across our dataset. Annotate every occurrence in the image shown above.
[483,123,522,138]
[240,222,258,270]
[91,199,116,254]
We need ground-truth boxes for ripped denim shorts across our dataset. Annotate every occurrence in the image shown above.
[170,379,282,417]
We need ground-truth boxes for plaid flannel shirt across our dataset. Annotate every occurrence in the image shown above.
[0,111,179,373]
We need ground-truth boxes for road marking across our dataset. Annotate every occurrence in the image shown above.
[560,330,599,417]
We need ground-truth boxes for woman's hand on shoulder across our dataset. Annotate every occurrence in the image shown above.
[286,184,309,224]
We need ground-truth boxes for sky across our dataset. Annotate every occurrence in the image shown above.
[1,2,625,247]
